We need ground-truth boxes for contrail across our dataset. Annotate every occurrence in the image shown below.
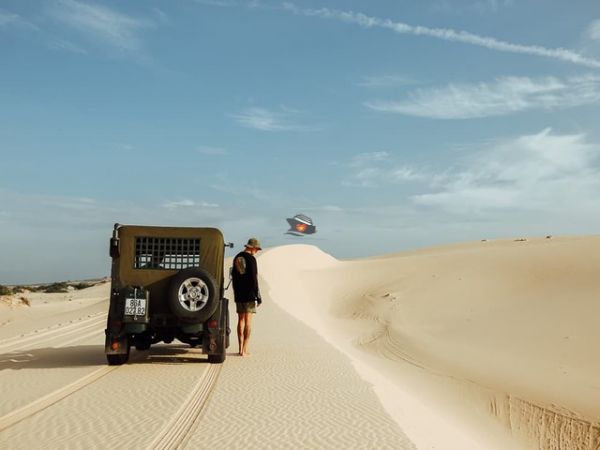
[282,3,600,69]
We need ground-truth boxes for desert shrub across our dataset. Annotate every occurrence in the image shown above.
[0,285,12,296]
[42,282,69,293]
[11,286,26,294]
[72,282,92,290]
[18,285,43,293]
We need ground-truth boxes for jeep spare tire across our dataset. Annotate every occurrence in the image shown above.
[168,267,218,323]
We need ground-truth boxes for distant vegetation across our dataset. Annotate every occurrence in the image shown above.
[42,282,70,293]
[0,279,100,296]
[12,285,35,293]
[0,285,12,296]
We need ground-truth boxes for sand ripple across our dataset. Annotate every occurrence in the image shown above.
[184,299,415,449]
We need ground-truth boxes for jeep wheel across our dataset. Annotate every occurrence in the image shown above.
[208,352,225,364]
[135,335,151,351]
[168,267,218,323]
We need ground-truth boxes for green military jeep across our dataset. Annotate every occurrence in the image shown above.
[104,224,231,365]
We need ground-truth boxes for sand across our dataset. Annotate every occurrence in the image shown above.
[0,269,413,449]
[259,236,600,449]
[1,235,598,449]
[185,295,414,449]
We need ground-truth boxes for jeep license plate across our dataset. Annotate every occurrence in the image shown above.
[125,298,146,316]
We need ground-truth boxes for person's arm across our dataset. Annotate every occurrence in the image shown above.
[249,256,261,305]
[255,286,262,306]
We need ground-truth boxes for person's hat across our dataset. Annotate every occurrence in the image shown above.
[245,237,262,250]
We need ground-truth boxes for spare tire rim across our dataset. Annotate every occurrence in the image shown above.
[178,277,209,312]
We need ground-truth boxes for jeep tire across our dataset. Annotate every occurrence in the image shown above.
[134,332,152,351]
[168,267,218,324]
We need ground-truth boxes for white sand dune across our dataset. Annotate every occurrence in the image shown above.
[258,236,600,450]
[1,236,598,449]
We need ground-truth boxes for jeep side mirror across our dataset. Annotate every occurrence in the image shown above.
[109,237,120,258]
[225,242,234,249]
[110,224,121,258]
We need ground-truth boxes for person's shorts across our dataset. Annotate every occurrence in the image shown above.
[236,301,257,314]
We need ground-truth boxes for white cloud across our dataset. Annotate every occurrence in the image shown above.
[151,7,169,24]
[349,151,391,167]
[472,0,513,14]
[0,9,39,31]
[209,181,285,203]
[348,167,384,188]
[304,205,344,213]
[0,190,114,227]
[49,0,153,51]
[230,106,312,131]
[587,19,600,41]
[431,0,513,14]
[343,131,600,219]
[344,152,425,187]
[392,167,425,182]
[163,199,219,209]
[365,75,600,119]
[117,143,134,151]
[356,75,415,88]
[47,38,88,54]
[41,196,99,211]
[0,10,18,27]
[193,0,238,6]
[192,0,263,8]
[413,129,600,214]
[197,145,228,156]
[283,3,600,69]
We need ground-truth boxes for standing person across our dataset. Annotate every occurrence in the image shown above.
[231,237,262,356]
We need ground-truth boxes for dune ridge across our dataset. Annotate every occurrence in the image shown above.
[259,237,600,449]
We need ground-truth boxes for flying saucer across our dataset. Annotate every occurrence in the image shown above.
[285,214,316,236]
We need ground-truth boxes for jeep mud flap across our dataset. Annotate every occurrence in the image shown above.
[204,298,229,355]
[104,330,129,355]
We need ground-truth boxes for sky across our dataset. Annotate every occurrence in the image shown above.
[1,0,600,283]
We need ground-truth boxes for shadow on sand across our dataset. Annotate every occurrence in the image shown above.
[0,344,214,370]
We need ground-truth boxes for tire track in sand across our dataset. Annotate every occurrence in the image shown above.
[0,321,109,420]
[0,313,107,352]
[149,364,222,450]
[184,293,415,449]
[0,348,217,449]
[0,325,119,431]
[0,365,118,432]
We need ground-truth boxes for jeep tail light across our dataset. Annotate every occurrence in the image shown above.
[208,319,218,329]
[111,341,120,351]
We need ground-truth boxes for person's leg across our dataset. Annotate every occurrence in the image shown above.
[241,312,253,356]
[237,312,245,356]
